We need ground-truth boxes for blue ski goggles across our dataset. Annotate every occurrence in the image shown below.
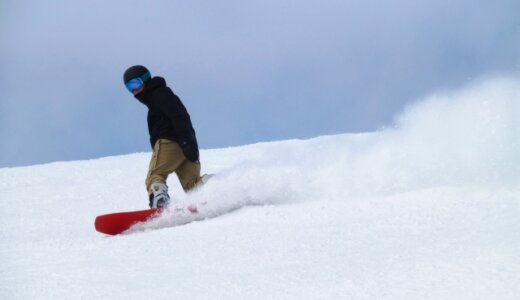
[125,77,145,94]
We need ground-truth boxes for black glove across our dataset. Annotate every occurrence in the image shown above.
[180,140,199,162]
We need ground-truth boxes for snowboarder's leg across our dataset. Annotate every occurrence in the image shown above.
[175,159,202,192]
[145,139,184,200]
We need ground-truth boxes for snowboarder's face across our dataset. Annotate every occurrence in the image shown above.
[125,77,145,95]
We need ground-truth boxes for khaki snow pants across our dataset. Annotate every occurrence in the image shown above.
[145,139,202,196]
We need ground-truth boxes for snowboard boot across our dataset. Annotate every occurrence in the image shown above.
[188,173,214,193]
[149,182,170,209]
[201,173,214,184]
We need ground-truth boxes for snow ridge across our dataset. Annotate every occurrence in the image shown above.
[1,77,519,299]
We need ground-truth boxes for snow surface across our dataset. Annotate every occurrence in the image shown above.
[1,77,520,299]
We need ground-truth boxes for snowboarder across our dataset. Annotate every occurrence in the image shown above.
[123,65,203,209]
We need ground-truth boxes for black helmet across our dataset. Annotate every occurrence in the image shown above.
[123,65,151,83]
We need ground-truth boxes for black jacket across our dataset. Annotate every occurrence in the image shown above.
[135,76,199,162]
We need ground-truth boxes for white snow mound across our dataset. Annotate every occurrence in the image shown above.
[1,77,519,299]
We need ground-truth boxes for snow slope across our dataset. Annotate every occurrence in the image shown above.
[1,77,520,299]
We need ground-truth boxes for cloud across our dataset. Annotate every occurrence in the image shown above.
[1,0,519,167]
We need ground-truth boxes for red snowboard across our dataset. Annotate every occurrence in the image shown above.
[95,204,201,235]
[95,208,163,235]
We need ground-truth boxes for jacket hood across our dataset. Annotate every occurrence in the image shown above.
[134,76,166,106]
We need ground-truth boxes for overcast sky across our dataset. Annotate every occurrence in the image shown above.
[1,0,519,167]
